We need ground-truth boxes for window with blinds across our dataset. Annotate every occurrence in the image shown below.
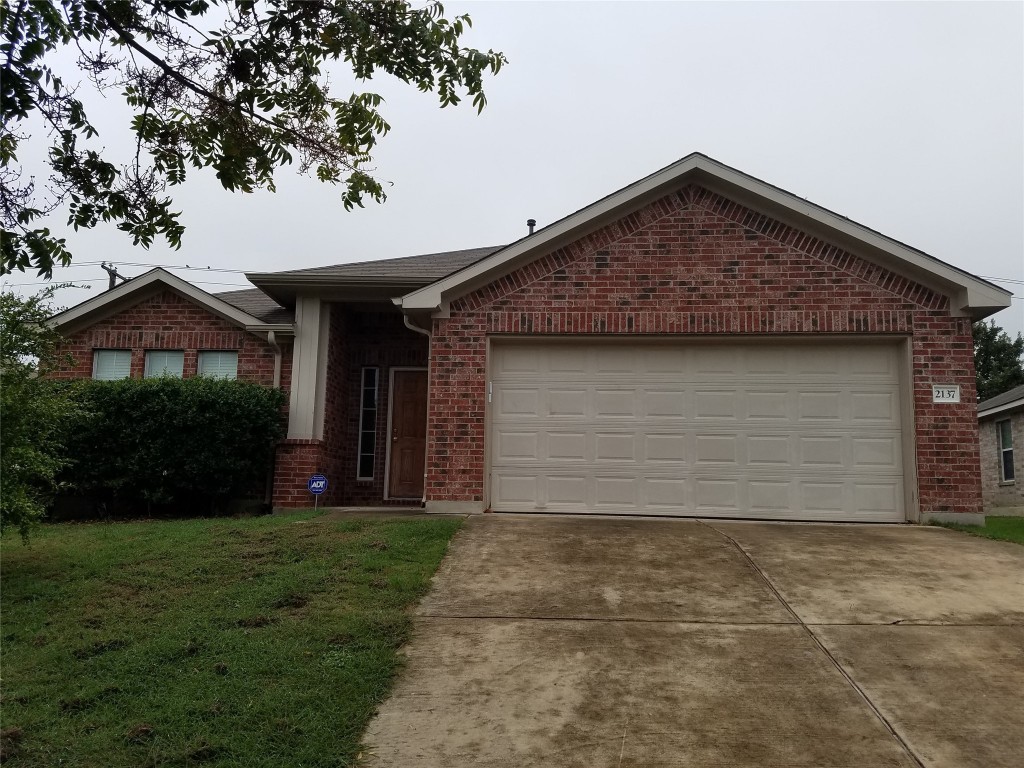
[144,350,185,378]
[198,350,238,379]
[92,349,132,380]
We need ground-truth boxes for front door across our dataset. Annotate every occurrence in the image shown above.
[388,369,428,498]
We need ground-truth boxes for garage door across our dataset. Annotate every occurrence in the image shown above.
[489,340,907,522]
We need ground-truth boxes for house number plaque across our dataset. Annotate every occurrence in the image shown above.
[931,384,961,404]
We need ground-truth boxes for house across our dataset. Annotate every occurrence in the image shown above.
[49,153,1012,523]
[978,384,1024,515]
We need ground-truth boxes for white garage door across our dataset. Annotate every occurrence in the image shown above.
[489,340,907,522]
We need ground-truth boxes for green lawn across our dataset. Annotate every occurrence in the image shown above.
[0,512,462,767]
[932,515,1024,545]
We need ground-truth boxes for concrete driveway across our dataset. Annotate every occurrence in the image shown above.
[363,516,1024,768]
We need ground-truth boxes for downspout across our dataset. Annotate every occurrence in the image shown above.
[403,314,432,508]
[267,330,282,388]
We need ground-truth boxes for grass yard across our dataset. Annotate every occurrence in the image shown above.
[0,512,462,767]
[932,515,1024,545]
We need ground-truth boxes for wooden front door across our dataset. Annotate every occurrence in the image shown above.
[388,369,428,498]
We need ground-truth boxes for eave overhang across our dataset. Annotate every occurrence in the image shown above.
[978,399,1024,420]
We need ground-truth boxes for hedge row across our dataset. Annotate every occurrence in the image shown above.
[48,377,286,512]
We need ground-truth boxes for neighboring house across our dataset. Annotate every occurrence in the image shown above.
[50,153,1011,523]
[978,384,1024,515]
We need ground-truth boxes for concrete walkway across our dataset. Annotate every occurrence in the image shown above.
[362,515,1024,768]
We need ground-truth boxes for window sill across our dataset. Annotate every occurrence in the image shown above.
[998,480,1016,487]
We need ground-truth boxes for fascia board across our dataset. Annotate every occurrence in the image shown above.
[399,154,1011,317]
[978,400,1024,420]
[49,268,266,332]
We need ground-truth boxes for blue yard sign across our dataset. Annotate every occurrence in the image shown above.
[308,474,328,509]
[308,474,328,494]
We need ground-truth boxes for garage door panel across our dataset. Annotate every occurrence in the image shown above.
[694,434,739,464]
[548,389,587,417]
[495,431,538,460]
[746,390,790,420]
[595,433,637,462]
[490,341,906,521]
[748,480,793,511]
[748,435,793,466]
[496,387,540,416]
[645,390,688,418]
[853,437,899,468]
[595,389,637,417]
[851,391,897,421]
[645,433,688,463]
[695,390,739,419]
[548,432,588,461]
[799,436,845,467]
[695,479,740,511]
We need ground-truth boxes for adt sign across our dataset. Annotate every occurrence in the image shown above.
[308,474,328,495]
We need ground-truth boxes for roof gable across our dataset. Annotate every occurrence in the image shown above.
[49,268,290,335]
[452,185,952,319]
[398,153,1011,319]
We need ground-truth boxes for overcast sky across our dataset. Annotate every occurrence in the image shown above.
[4,1,1022,333]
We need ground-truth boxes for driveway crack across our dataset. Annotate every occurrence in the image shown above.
[699,520,928,768]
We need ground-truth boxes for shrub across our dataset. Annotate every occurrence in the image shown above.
[55,377,285,511]
[0,288,76,538]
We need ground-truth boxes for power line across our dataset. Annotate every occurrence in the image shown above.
[1,277,252,289]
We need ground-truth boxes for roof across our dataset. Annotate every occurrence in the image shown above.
[49,268,293,336]
[978,384,1024,419]
[398,153,1012,319]
[216,288,294,324]
[247,246,503,305]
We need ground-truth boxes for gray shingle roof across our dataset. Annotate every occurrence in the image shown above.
[216,288,294,323]
[978,384,1024,414]
[257,246,504,283]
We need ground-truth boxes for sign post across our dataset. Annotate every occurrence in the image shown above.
[308,474,328,511]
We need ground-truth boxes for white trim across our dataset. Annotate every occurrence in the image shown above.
[398,154,1010,318]
[978,398,1024,420]
[356,366,380,481]
[996,418,1015,484]
[383,366,428,501]
[49,268,276,332]
[287,296,329,439]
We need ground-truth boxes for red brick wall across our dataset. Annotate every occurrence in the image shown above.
[51,290,283,387]
[428,184,983,516]
[270,307,429,509]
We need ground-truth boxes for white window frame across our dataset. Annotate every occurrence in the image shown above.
[197,350,238,379]
[92,349,132,380]
[997,419,1014,483]
[144,350,185,378]
[356,367,379,480]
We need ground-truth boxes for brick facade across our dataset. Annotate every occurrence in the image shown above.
[427,184,983,517]
[51,290,287,387]
[979,411,1024,512]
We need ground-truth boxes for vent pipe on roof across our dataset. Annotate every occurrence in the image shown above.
[527,218,536,236]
